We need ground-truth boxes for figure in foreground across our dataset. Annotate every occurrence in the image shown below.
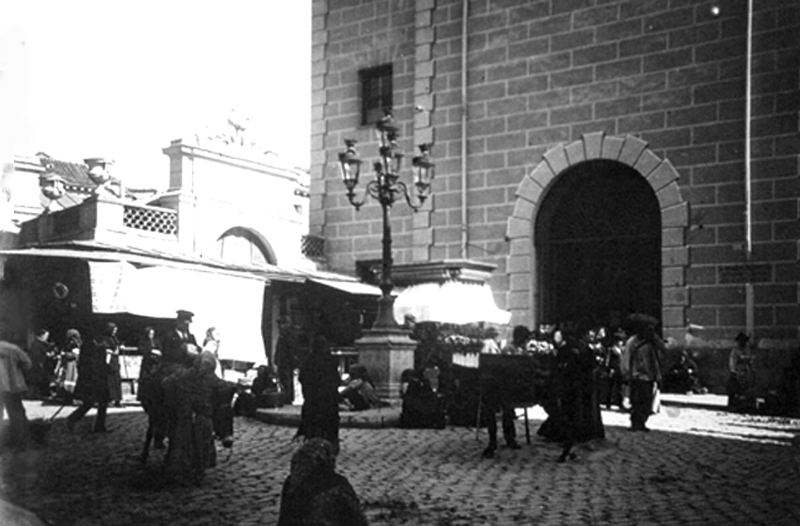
[278,438,368,526]
[296,335,340,450]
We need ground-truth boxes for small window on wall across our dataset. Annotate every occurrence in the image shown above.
[359,64,392,126]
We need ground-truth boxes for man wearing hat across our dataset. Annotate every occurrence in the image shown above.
[161,310,200,368]
[621,322,664,432]
[728,332,753,411]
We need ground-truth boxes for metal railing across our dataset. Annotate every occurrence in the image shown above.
[123,204,178,235]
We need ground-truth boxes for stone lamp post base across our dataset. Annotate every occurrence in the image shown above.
[354,327,416,401]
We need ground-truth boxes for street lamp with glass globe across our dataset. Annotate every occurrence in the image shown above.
[338,112,435,329]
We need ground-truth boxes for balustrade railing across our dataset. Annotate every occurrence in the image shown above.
[122,203,178,235]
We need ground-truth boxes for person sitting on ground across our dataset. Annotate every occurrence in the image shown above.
[339,363,386,411]
[233,365,283,416]
[399,368,445,429]
[663,350,705,394]
[278,438,368,526]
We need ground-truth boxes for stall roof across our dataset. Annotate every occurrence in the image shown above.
[0,240,383,291]
[0,241,289,281]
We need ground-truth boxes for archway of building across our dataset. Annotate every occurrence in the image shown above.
[535,160,661,329]
[505,133,689,337]
[216,226,277,266]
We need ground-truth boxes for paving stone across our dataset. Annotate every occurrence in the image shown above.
[3,400,800,524]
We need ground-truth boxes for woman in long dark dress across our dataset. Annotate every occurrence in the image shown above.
[162,351,235,485]
[296,335,340,451]
[97,323,122,407]
[540,326,605,462]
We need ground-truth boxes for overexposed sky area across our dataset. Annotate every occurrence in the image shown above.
[2,0,311,189]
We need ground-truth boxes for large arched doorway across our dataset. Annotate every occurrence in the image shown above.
[535,160,662,327]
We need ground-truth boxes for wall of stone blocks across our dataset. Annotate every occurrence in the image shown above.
[312,0,799,345]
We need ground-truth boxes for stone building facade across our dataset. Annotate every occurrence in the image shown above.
[310,0,799,356]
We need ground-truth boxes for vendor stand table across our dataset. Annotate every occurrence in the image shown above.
[452,351,554,444]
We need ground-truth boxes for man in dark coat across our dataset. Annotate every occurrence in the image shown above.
[139,311,198,450]
[161,310,199,368]
[66,331,111,433]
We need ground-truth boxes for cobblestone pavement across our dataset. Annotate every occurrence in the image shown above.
[2,401,800,525]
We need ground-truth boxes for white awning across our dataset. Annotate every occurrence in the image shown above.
[89,262,267,364]
[393,281,511,325]
[309,277,381,296]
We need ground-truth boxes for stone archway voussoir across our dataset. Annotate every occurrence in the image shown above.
[647,159,680,192]
[543,144,568,175]
[661,202,689,228]
[513,197,536,223]
[506,216,532,240]
[565,140,585,166]
[656,182,683,210]
[633,149,661,177]
[528,161,555,190]
[600,135,625,160]
[516,175,543,206]
[583,131,605,160]
[618,135,648,167]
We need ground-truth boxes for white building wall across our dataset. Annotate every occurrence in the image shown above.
[160,139,312,269]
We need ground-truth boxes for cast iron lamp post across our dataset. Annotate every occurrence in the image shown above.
[338,112,434,329]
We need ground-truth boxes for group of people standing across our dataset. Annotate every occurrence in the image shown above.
[0,322,125,446]
[134,310,236,486]
[0,309,235,483]
[479,318,667,461]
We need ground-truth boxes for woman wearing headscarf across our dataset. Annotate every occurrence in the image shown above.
[278,438,368,526]
[162,350,236,485]
[296,335,340,450]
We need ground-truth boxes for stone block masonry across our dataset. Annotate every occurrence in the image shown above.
[312,0,800,345]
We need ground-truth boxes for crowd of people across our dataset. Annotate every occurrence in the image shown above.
[0,310,237,487]
[3,305,787,524]
[470,318,675,460]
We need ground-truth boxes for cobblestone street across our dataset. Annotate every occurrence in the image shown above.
[2,401,800,525]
